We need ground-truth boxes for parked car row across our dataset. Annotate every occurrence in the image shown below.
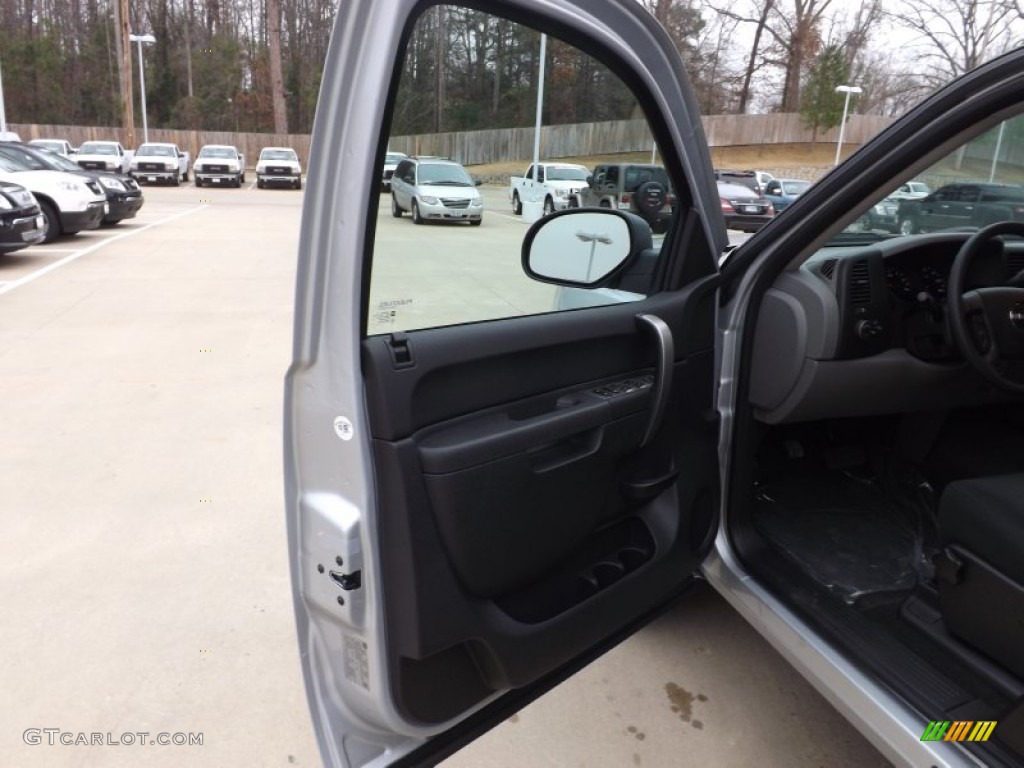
[23,136,304,191]
[0,140,144,249]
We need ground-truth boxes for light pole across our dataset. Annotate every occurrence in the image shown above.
[0,59,7,135]
[129,33,156,144]
[834,85,862,166]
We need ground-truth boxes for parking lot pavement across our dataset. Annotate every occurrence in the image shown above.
[0,185,887,768]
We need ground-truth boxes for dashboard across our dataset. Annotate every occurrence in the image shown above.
[749,233,1022,424]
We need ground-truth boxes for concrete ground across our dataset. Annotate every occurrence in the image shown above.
[0,184,886,767]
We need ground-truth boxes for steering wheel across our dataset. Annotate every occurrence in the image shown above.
[947,221,1024,395]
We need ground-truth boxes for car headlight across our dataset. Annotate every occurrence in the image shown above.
[420,196,439,205]
[257,165,267,174]
[227,163,239,172]
[554,189,568,198]
[57,181,85,193]
[99,177,126,192]
[470,198,483,208]
[0,195,12,210]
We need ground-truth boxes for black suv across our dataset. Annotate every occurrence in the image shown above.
[569,163,674,233]
[896,182,1024,234]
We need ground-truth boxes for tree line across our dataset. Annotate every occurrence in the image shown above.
[1,0,1022,141]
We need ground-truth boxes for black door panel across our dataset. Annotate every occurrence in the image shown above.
[362,288,720,725]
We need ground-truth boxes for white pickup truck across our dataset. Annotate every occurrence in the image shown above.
[193,144,245,188]
[130,142,191,185]
[509,161,591,216]
[75,140,134,174]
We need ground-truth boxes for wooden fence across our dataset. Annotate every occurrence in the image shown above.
[11,112,894,169]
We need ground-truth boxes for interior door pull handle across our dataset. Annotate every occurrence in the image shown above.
[636,313,674,447]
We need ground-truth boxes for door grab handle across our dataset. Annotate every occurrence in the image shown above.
[636,313,674,447]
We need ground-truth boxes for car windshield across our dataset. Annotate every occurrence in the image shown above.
[838,113,1024,240]
[718,182,757,199]
[0,156,27,172]
[199,147,236,158]
[14,149,81,173]
[31,141,64,152]
[781,180,811,195]
[385,153,406,164]
[417,163,473,186]
[46,153,87,172]
[261,149,297,161]
[546,167,589,181]
[138,145,175,157]
[79,143,116,155]
[0,149,48,171]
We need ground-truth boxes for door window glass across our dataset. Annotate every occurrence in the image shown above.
[367,6,671,335]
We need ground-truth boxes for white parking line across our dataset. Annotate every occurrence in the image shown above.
[489,210,525,223]
[18,247,81,253]
[0,205,206,297]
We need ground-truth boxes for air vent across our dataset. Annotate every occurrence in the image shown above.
[819,259,838,279]
[849,260,872,303]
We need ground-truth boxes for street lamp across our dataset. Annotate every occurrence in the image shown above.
[834,85,863,166]
[129,33,156,144]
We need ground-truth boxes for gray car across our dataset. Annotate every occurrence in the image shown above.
[286,1,1024,767]
[389,156,483,225]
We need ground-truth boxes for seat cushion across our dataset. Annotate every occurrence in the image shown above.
[939,473,1024,584]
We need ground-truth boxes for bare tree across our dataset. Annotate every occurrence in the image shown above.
[890,0,1020,88]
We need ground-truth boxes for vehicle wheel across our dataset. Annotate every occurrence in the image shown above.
[234,176,242,188]
[411,200,423,224]
[898,217,918,235]
[512,191,522,215]
[294,179,302,190]
[172,173,181,187]
[568,197,580,209]
[470,218,482,227]
[391,195,403,218]
[257,179,264,189]
[599,200,612,208]
[543,197,555,216]
[195,179,203,188]
[182,170,189,182]
[241,172,246,183]
[39,201,61,243]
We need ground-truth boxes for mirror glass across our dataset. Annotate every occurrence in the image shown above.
[526,212,632,285]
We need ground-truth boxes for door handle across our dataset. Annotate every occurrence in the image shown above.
[636,313,674,447]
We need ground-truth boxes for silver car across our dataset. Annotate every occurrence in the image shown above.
[389,156,483,225]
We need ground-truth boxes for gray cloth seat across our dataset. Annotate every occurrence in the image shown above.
[937,473,1024,678]
[939,473,1024,584]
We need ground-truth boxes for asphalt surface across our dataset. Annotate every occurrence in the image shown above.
[0,184,885,767]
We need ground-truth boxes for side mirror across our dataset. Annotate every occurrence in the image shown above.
[178,151,185,157]
[474,179,482,186]
[586,174,594,185]
[521,209,648,287]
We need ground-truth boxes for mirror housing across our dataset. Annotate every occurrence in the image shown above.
[521,209,652,288]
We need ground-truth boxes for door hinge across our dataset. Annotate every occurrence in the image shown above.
[387,332,415,369]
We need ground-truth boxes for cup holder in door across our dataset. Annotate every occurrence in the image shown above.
[591,561,626,589]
